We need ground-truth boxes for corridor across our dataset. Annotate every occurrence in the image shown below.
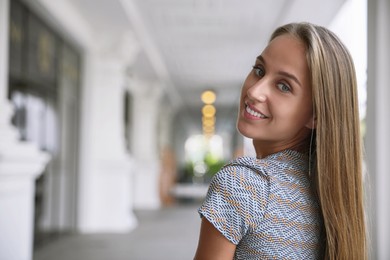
[1,0,390,259]
[33,203,201,260]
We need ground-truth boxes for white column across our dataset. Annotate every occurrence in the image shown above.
[366,0,390,259]
[0,0,8,105]
[0,1,50,260]
[129,79,162,209]
[77,52,137,233]
[158,100,176,150]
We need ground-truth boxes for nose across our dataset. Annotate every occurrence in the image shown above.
[247,78,268,103]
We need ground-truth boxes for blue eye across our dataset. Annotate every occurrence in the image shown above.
[277,83,291,92]
[252,66,265,77]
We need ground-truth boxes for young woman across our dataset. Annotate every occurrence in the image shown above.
[194,22,366,260]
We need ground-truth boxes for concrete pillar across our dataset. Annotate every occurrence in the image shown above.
[77,51,137,233]
[0,0,8,105]
[129,79,162,209]
[158,100,176,151]
[158,100,179,206]
[366,0,390,259]
[0,1,50,260]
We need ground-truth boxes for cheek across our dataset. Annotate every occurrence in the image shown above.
[238,89,245,109]
[240,78,251,94]
[241,73,256,91]
[239,80,251,104]
[276,100,312,126]
[296,108,313,128]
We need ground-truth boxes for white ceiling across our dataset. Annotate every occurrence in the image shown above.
[130,0,346,108]
[64,0,346,108]
[51,0,346,131]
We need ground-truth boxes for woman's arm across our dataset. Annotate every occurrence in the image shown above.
[194,218,236,260]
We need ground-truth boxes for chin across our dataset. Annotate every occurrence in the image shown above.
[236,122,253,139]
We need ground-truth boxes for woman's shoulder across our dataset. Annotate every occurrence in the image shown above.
[207,149,309,200]
[200,157,271,239]
[212,150,309,190]
[206,157,270,208]
[216,157,267,181]
[234,150,309,178]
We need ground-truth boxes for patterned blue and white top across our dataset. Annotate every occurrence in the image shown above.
[198,149,322,259]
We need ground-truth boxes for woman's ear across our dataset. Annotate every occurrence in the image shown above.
[305,114,316,129]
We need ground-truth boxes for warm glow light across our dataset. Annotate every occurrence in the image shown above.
[201,91,217,138]
[202,116,215,122]
[201,90,216,104]
[202,105,216,117]
[203,125,215,134]
[203,117,215,127]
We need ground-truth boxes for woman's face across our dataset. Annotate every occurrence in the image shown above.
[237,34,314,157]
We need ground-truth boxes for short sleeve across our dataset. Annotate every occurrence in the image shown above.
[198,164,269,245]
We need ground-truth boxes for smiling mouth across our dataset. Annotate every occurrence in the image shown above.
[245,104,268,119]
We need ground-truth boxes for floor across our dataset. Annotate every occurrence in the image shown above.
[33,203,202,260]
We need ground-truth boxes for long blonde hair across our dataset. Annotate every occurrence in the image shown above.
[271,23,366,259]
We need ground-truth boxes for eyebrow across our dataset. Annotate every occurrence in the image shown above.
[256,55,302,87]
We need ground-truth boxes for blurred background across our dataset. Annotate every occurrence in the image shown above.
[0,0,388,259]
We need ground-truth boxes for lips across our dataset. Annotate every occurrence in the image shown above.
[245,103,268,119]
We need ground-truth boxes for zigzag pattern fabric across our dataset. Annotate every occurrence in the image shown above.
[198,149,322,259]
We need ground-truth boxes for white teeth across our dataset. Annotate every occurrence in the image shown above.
[246,105,267,118]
